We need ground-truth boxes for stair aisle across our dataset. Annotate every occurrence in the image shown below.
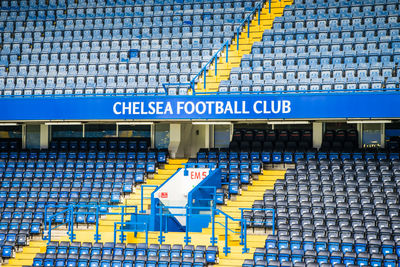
[196,0,293,92]
[130,169,286,267]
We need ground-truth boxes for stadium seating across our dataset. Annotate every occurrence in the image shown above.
[0,0,260,96]
[0,138,167,259]
[220,0,400,93]
[243,155,400,266]
[32,241,219,267]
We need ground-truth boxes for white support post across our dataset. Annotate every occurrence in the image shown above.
[40,124,49,149]
[312,122,323,149]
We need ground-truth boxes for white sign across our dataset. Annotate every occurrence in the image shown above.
[154,168,210,226]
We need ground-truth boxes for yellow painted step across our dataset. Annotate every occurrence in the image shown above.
[168,158,188,165]
[263,170,286,175]
[4,241,47,267]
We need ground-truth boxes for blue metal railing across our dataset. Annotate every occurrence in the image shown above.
[156,204,211,245]
[140,185,159,213]
[114,221,149,245]
[213,208,249,255]
[43,204,137,244]
[236,1,265,50]
[43,203,276,256]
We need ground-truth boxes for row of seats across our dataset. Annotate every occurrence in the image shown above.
[195,149,400,163]
[0,26,237,45]
[274,16,400,29]
[1,0,257,12]
[229,140,313,152]
[0,87,178,96]
[0,11,253,26]
[33,242,219,266]
[50,138,151,151]
[232,129,313,143]
[0,65,203,79]
[0,38,227,54]
[218,81,399,93]
[278,7,400,22]
[293,0,397,6]
[284,1,399,12]
[244,248,398,267]
[0,151,162,160]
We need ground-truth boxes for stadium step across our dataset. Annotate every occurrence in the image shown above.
[3,241,47,267]
[196,0,293,92]
[4,159,188,267]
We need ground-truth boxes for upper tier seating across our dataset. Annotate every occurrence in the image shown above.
[0,0,259,96]
[243,156,400,267]
[220,0,400,93]
[0,138,167,259]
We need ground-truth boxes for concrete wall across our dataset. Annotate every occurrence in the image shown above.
[168,123,212,158]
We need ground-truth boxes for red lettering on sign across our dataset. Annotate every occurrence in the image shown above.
[190,171,208,180]
[160,192,168,198]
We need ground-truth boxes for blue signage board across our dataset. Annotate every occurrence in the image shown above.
[0,93,398,121]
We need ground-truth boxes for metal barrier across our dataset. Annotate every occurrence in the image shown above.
[43,203,276,257]
[114,221,149,245]
[140,185,159,213]
[43,204,137,244]
[214,209,249,255]
[236,1,265,50]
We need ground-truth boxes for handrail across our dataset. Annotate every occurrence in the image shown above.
[161,0,268,94]
[114,221,149,245]
[140,185,158,213]
[214,208,249,255]
[236,1,265,50]
[43,207,73,244]
[44,204,138,244]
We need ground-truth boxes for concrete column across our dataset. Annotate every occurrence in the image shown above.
[312,122,323,149]
[210,125,215,148]
[169,123,213,158]
[150,123,155,149]
[357,123,363,149]
[168,124,181,158]
[40,124,49,149]
[21,124,27,149]
[26,125,40,149]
